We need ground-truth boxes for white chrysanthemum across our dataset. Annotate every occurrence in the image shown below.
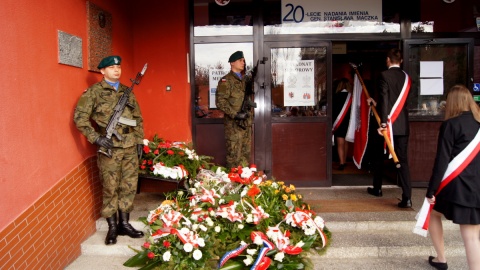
[194,182,201,188]
[243,255,253,266]
[163,251,171,261]
[180,227,190,234]
[304,227,316,236]
[143,139,149,145]
[214,226,221,233]
[199,225,207,231]
[274,252,285,262]
[246,214,253,223]
[238,224,244,229]
[193,249,202,260]
[240,167,253,178]
[271,182,279,188]
[189,188,197,195]
[254,235,263,245]
[219,199,225,204]
[183,243,193,252]
[192,224,199,231]
[247,249,257,255]
[197,238,205,247]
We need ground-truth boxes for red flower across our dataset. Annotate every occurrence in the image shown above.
[167,150,174,155]
[179,151,185,156]
[140,165,146,170]
[143,145,150,154]
[148,160,153,165]
[154,149,159,155]
[147,251,155,259]
[143,242,151,249]
[247,185,261,198]
[163,240,171,248]
[142,160,147,165]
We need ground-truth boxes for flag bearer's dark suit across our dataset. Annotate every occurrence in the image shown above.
[374,65,412,203]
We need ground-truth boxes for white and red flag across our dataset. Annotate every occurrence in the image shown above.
[346,74,371,169]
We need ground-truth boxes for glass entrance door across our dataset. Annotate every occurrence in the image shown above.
[260,41,332,186]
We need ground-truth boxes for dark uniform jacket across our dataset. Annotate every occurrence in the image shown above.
[74,79,144,148]
[427,112,480,208]
[378,67,410,136]
[216,71,253,125]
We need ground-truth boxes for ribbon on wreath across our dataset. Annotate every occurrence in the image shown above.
[250,231,274,270]
[217,241,249,268]
[284,211,328,248]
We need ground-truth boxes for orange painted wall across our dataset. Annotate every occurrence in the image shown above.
[132,1,191,141]
[0,0,190,232]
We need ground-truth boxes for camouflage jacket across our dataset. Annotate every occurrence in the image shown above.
[215,71,253,124]
[74,79,144,148]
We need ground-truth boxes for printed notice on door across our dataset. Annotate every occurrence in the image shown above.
[208,68,229,109]
[283,60,315,106]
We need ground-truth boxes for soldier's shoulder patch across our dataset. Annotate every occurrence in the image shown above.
[221,78,226,82]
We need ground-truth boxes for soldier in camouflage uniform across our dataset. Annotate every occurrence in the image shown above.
[74,56,145,245]
[216,51,254,169]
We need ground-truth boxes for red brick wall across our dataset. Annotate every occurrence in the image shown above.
[0,157,101,270]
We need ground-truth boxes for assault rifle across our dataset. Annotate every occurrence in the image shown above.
[98,63,148,158]
[236,60,259,130]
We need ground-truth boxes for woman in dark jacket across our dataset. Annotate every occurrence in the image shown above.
[426,85,480,270]
[332,78,353,170]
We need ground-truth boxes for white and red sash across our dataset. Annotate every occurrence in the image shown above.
[385,71,411,158]
[332,92,352,132]
[413,128,480,237]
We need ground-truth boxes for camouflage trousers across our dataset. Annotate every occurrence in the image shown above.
[97,146,139,218]
[224,119,252,169]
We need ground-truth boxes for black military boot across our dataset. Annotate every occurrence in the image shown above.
[105,215,118,245]
[117,210,144,238]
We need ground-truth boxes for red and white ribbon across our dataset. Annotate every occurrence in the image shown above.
[385,72,411,158]
[332,92,352,133]
[414,128,480,237]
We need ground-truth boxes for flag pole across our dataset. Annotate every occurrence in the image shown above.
[350,63,401,168]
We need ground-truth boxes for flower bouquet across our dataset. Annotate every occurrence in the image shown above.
[124,165,331,270]
[139,134,213,181]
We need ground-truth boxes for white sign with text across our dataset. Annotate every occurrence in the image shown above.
[284,60,315,106]
[208,68,229,108]
[281,0,382,23]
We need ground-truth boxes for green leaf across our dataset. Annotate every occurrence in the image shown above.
[301,235,317,250]
[123,250,149,267]
[138,261,162,270]
[219,260,245,270]
[279,262,305,270]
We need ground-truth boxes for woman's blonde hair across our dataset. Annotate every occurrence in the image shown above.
[335,78,352,93]
[444,84,480,122]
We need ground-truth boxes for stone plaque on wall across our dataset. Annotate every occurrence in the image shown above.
[87,1,112,72]
[58,30,83,68]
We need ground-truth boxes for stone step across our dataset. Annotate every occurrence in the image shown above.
[310,256,469,270]
[81,219,463,260]
[65,254,468,270]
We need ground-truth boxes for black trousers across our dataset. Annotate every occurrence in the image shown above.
[371,135,412,200]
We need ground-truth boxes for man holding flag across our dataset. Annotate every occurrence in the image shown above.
[366,49,413,208]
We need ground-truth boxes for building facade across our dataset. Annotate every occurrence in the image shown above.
[0,0,478,268]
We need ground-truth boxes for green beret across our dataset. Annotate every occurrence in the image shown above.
[228,51,244,62]
[97,55,122,69]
